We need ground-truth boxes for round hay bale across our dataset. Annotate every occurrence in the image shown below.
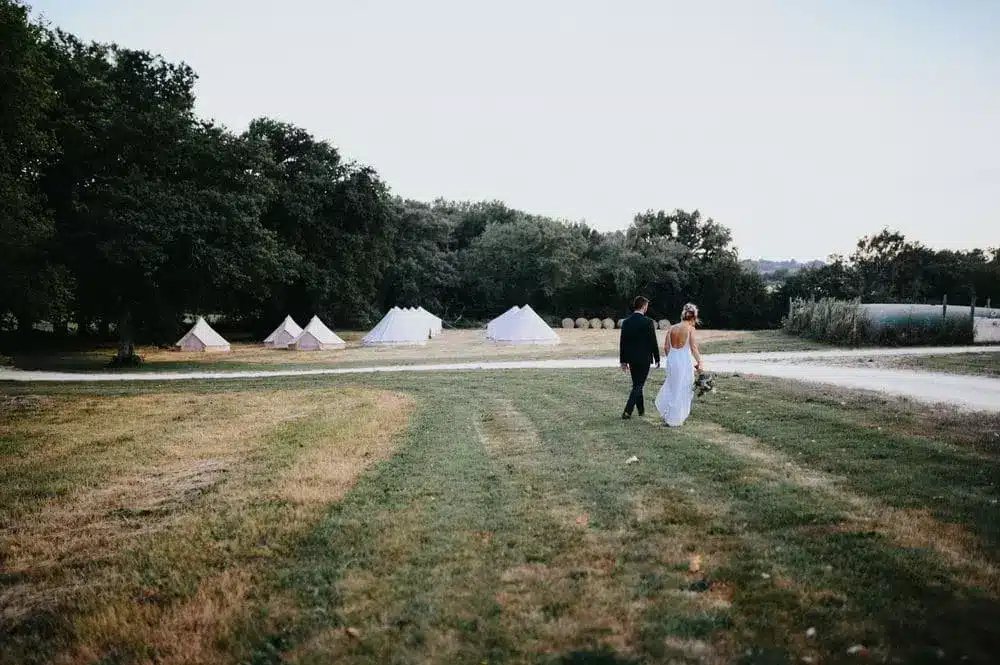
[561,318,575,329]
[589,318,602,330]
[657,319,671,330]
[617,319,625,328]
[602,318,615,329]
[575,317,590,329]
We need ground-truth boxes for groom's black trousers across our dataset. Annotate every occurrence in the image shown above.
[625,362,651,415]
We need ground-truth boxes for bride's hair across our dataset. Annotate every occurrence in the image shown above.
[681,303,699,323]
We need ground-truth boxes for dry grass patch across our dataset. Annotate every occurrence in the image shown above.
[274,391,411,506]
[3,392,318,576]
[1,387,413,665]
[60,569,254,665]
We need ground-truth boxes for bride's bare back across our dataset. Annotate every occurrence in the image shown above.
[667,321,702,369]
[668,323,691,350]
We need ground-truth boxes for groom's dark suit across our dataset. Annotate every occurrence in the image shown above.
[619,311,660,416]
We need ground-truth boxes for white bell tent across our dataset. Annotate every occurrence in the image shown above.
[416,306,443,337]
[176,317,231,352]
[403,307,434,339]
[362,307,429,346]
[290,315,346,351]
[491,305,560,345]
[263,315,303,348]
[486,305,520,340]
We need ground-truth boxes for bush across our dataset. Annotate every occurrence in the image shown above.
[783,298,973,346]
[602,318,615,329]
[575,317,589,329]
[561,318,575,329]
[657,319,670,330]
[588,317,602,330]
[107,352,144,368]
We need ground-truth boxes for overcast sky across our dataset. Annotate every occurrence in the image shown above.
[30,0,999,260]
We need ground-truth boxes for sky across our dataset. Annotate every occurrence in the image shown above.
[29,0,1000,260]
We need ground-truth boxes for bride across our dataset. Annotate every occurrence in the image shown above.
[655,303,704,427]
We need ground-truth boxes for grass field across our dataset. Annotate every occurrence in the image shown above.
[3,370,999,664]
[5,330,826,374]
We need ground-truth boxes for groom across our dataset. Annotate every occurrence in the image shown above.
[619,296,660,419]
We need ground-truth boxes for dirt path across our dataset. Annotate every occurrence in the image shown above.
[707,360,1000,412]
[2,346,999,411]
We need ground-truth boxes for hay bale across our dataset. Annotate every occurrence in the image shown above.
[575,317,589,329]
[657,319,671,330]
[561,318,575,329]
[617,319,625,328]
[589,318,602,330]
[602,318,615,329]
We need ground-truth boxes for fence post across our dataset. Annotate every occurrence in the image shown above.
[942,294,947,319]
[970,290,976,322]
[788,297,794,317]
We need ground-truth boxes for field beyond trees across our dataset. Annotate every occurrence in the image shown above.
[3,371,999,664]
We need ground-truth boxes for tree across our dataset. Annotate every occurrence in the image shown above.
[41,37,285,360]
[443,200,520,250]
[850,229,909,301]
[0,0,68,335]
[779,255,858,303]
[43,36,201,359]
[247,118,398,328]
[382,200,458,316]
[462,217,590,318]
[630,209,734,261]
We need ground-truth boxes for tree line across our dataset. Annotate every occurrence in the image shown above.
[778,229,1000,309]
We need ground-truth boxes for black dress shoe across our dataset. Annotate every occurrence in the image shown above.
[637,409,645,417]
[621,412,632,420]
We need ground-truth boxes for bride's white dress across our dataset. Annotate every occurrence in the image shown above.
[655,330,695,427]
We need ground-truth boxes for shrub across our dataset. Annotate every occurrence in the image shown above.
[575,317,589,329]
[783,298,973,346]
[589,317,602,330]
[107,352,145,368]
[561,318,575,329]
[657,319,670,330]
[602,318,615,329]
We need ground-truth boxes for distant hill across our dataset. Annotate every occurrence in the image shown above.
[742,259,825,275]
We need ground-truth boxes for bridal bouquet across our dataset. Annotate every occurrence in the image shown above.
[694,372,715,397]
